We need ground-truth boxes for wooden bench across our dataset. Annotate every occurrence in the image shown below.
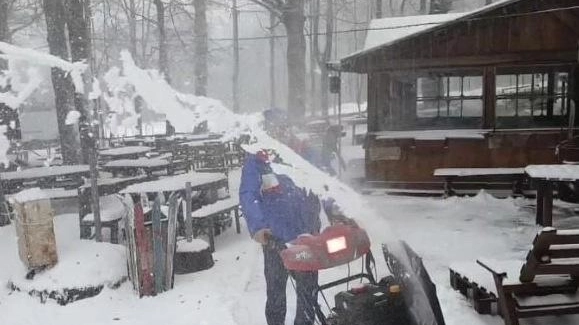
[433,168,526,197]
[477,228,579,325]
[190,197,241,252]
[79,194,128,244]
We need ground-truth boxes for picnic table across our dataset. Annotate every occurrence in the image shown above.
[121,172,229,247]
[78,176,151,241]
[168,133,222,143]
[99,146,152,160]
[176,140,227,171]
[101,155,174,177]
[0,165,90,194]
[121,172,227,194]
[434,168,526,197]
[525,165,579,226]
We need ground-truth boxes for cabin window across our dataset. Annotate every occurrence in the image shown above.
[495,72,569,128]
[416,76,483,118]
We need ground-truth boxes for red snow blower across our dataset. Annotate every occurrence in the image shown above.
[269,224,414,325]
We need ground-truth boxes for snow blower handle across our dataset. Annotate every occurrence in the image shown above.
[264,233,287,252]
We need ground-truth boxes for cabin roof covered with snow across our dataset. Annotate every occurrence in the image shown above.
[361,13,464,55]
[339,0,579,73]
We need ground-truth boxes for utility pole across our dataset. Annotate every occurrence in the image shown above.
[269,12,276,108]
[232,0,240,112]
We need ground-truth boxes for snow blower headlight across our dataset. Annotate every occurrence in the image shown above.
[326,236,347,254]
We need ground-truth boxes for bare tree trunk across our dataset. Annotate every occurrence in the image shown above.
[309,0,318,115]
[376,0,382,18]
[0,0,8,69]
[269,11,276,108]
[43,0,80,164]
[420,0,427,14]
[65,0,91,164]
[193,0,207,96]
[128,0,138,63]
[319,0,333,117]
[281,0,306,123]
[154,0,170,83]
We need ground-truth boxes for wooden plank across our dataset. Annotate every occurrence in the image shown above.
[185,182,193,241]
[165,194,179,290]
[122,194,140,293]
[134,202,153,296]
[152,195,165,294]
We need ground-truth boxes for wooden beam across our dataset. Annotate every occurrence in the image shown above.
[483,66,496,129]
[356,51,578,73]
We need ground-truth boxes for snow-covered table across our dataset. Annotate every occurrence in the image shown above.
[121,172,227,194]
[0,165,90,197]
[102,156,173,177]
[99,146,152,160]
[525,165,579,226]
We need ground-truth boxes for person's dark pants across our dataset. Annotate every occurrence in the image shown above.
[263,246,318,325]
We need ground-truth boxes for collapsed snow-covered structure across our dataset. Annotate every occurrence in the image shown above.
[340,0,579,186]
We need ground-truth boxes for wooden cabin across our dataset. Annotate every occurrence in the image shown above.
[340,0,579,187]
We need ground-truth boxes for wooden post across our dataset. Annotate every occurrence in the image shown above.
[542,181,554,227]
[483,67,496,129]
[536,180,545,225]
[547,71,555,117]
[234,208,241,234]
[89,121,101,242]
[185,181,193,242]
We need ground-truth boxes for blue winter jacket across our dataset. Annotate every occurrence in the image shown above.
[239,153,321,243]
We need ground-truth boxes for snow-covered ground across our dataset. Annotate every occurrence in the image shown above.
[3,169,579,325]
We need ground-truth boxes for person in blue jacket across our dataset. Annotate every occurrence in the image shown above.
[240,149,321,325]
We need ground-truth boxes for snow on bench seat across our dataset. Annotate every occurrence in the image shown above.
[191,197,239,218]
[83,195,125,222]
[8,187,77,202]
[525,165,579,181]
[516,293,579,308]
[176,238,210,253]
[434,168,525,177]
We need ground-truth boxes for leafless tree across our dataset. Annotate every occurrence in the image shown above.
[154,0,170,83]
[43,0,81,164]
[193,0,207,96]
[249,0,307,122]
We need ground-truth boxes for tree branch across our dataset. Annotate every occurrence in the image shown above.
[248,0,282,17]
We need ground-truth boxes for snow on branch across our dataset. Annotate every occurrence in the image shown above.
[0,41,87,93]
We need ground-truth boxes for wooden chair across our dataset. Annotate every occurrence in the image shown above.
[477,228,579,325]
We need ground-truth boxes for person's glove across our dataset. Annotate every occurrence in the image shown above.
[253,228,273,245]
